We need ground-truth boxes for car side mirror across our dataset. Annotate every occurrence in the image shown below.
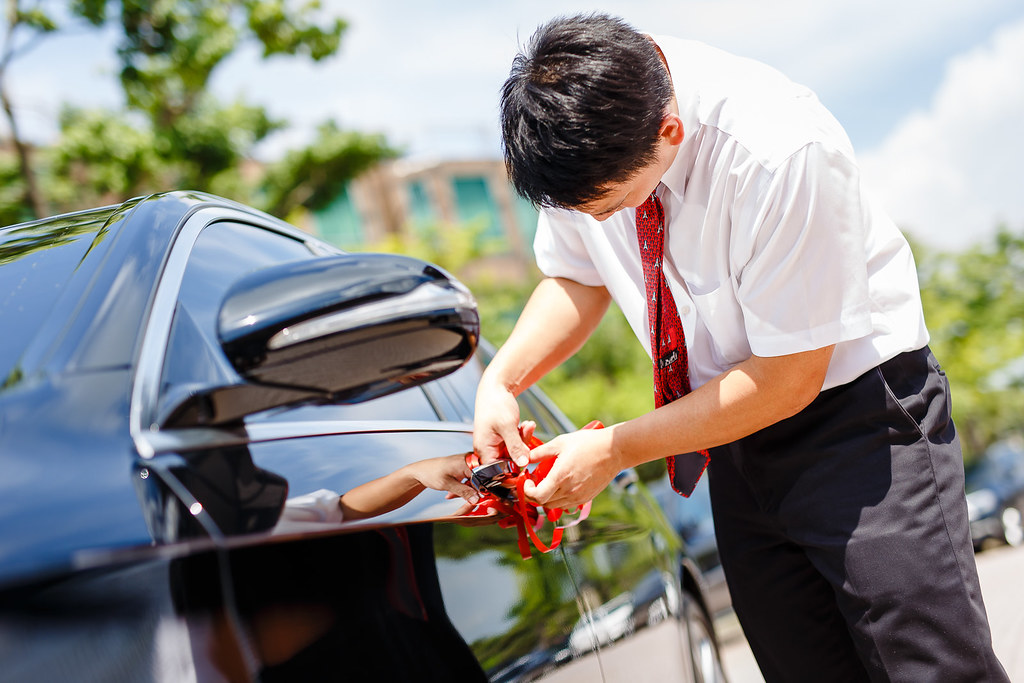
[161,253,479,427]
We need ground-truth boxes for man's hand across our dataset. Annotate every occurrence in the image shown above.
[522,426,622,510]
[472,278,611,468]
[473,381,532,467]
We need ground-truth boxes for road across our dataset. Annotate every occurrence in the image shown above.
[717,543,1024,682]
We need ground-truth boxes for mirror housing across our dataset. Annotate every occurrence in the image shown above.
[162,253,479,427]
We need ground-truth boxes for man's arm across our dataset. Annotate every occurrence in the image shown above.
[523,344,835,509]
[474,276,611,465]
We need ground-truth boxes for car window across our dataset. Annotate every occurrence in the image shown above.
[0,209,114,385]
[161,220,440,424]
[177,221,316,333]
[254,388,440,423]
[472,339,573,440]
[426,354,483,423]
[159,221,316,414]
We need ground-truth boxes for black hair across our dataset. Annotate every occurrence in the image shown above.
[500,13,674,209]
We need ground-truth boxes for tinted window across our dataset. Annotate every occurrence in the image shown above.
[177,221,316,333]
[0,209,114,384]
[160,221,316,412]
[161,220,439,423]
[255,388,440,423]
[517,391,571,442]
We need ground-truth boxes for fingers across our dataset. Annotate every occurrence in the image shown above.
[474,425,524,465]
[519,420,537,445]
[473,387,530,465]
[522,474,554,505]
[500,423,532,467]
[447,480,481,505]
[522,477,541,502]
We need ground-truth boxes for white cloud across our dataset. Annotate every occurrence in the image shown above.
[296,0,1024,159]
[3,0,1023,235]
[859,17,1024,249]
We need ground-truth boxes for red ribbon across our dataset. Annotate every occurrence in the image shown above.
[466,420,603,559]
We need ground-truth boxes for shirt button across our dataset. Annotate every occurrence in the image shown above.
[680,305,691,316]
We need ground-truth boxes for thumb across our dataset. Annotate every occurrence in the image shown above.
[522,474,552,505]
[527,440,557,464]
[448,481,482,505]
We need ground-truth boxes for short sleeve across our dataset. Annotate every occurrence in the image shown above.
[281,489,345,523]
[735,143,874,356]
[533,208,604,286]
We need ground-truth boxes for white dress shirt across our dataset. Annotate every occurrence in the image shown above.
[534,36,929,391]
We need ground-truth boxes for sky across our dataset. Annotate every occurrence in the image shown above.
[4,0,1024,251]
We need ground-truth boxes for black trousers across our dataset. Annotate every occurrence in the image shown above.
[708,347,1009,682]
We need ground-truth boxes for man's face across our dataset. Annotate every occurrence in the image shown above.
[577,159,669,222]
[574,113,683,222]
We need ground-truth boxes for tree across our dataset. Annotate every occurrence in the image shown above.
[915,227,1024,460]
[66,0,393,215]
[1,1,394,221]
[0,0,57,219]
[71,0,343,125]
[261,120,395,219]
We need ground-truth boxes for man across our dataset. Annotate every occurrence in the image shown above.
[474,13,1008,682]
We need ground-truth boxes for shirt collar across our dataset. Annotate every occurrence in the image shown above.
[649,34,698,203]
[659,138,694,202]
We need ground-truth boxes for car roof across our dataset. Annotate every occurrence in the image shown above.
[0,191,304,392]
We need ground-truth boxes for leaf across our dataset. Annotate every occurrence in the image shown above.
[16,8,58,32]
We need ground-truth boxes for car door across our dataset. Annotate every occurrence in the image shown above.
[144,215,604,681]
[502,371,697,681]
[462,344,697,681]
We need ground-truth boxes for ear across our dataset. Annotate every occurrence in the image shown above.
[659,113,685,145]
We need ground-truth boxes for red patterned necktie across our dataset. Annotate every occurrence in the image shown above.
[636,191,710,497]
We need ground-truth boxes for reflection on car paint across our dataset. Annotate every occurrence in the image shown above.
[0,193,726,682]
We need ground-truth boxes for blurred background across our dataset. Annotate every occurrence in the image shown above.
[2,0,1024,521]
[2,2,1023,678]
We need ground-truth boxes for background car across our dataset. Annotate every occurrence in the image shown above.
[0,191,725,682]
[966,438,1024,551]
[651,476,733,620]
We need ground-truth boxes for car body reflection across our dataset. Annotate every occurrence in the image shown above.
[0,192,725,682]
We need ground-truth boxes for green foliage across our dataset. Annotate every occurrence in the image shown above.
[539,305,653,429]
[261,121,396,218]
[376,220,655,431]
[371,216,499,276]
[14,7,57,32]
[81,1,342,128]
[167,98,283,184]
[46,106,161,210]
[244,0,345,59]
[0,154,31,226]
[915,226,1024,460]
[0,0,391,223]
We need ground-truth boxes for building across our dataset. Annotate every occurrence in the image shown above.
[305,158,540,277]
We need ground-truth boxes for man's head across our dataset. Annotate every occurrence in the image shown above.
[500,13,676,212]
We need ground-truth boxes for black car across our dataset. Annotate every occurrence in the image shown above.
[0,192,725,682]
[965,439,1024,551]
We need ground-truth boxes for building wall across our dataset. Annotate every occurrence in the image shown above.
[309,159,540,268]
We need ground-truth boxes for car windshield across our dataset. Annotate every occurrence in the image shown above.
[0,208,115,387]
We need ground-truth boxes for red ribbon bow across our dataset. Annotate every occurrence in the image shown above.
[466,420,603,559]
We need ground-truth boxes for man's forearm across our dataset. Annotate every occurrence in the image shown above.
[480,277,611,395]
[609,345,836,468]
